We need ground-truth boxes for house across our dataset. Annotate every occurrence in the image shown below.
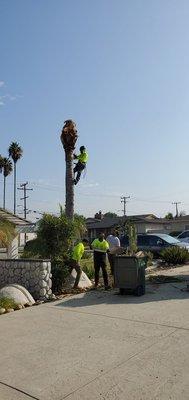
[86,212,189,240]
[86,213,168,239]
[0,208,36,259]
[161,215,189,235]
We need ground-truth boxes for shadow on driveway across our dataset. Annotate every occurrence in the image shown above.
[56,280,189,310]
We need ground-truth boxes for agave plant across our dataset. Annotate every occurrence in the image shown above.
[8,142,23,214]
[60,120,78,219]
[2,158,13,209]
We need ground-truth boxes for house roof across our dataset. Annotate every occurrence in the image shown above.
[86,214,162,230]
[16,225,37,234]
[0,208,33,226]
[171,215,189,222]
[87,217,121,229]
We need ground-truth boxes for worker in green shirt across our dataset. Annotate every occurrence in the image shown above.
[73,146,88,185]
[91,233,110,290]
[70,239,88,288]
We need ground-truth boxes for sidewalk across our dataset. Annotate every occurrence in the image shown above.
[0,268,189,400]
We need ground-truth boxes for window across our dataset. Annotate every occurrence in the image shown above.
[145,236,164,247]
[148,236,164,246]
[137,236,150,246]
[179,231,189,239]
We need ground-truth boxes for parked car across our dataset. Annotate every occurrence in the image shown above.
[120,233,189,257]
[177,230,189,243]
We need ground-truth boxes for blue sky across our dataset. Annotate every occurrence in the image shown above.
[1,0,189,220]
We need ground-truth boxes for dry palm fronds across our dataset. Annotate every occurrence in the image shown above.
[60,120,78,151]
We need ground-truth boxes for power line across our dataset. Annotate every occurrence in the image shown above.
[121,196,130,216]
[1,178,189,204]
[17,182,33,244]
[172,201,181,218]
[17,182,33,219]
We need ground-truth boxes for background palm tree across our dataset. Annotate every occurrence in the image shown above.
[2,158,13,209]
[60,120,78,219]
[0,155,4,173]
[0,155,4,208]
[8,142,23,214]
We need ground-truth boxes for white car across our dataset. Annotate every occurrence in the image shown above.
[177,231,189,243]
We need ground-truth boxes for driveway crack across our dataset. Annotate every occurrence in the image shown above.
[0,381,40,400]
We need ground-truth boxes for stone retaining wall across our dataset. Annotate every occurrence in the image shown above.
[0,259,52,300]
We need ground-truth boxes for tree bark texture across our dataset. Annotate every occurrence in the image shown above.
[3,175,6,209]
[61,120,78,220]
[65,150,74,220]
[14,162,16,214]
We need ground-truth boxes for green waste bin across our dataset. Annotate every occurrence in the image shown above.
[114,255,147,296]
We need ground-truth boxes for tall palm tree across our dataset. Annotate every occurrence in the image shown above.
[3,158,13,209]
[8,142,23,214]
[60,120,78,219]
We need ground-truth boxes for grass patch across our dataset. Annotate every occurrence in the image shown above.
[0,297,17,310]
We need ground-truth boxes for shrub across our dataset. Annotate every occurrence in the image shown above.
[81,257,94,280]
[22,208,86,292]
[125,222,137,255]
[51,258,69,293]
[161,246,189,265]
[0,297,17,310]
[0,217,16,248]
[145,251,153,266]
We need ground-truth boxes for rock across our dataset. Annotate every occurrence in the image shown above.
[49,293,56,300]
[39,288,46,297]
[14,304,23,310]
[64,270,92,289]
[39,271,47,279]
[6,308,14,313]
[0,284,35,306]
[25,302,33,307]
[0,308,6,315]
[34,300,44,305]
[40,280,47,288]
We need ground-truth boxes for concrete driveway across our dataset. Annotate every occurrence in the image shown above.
[0,279,189,400]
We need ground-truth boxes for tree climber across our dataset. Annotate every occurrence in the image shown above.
[73,146,88,185]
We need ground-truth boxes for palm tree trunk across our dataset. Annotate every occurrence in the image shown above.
[3,175,6,209]
[14,161,16,214]
[65,150,74,219]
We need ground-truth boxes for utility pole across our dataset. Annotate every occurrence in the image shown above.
[172,201,181,218]
[121,196,130,216]
[18,182,33,244]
